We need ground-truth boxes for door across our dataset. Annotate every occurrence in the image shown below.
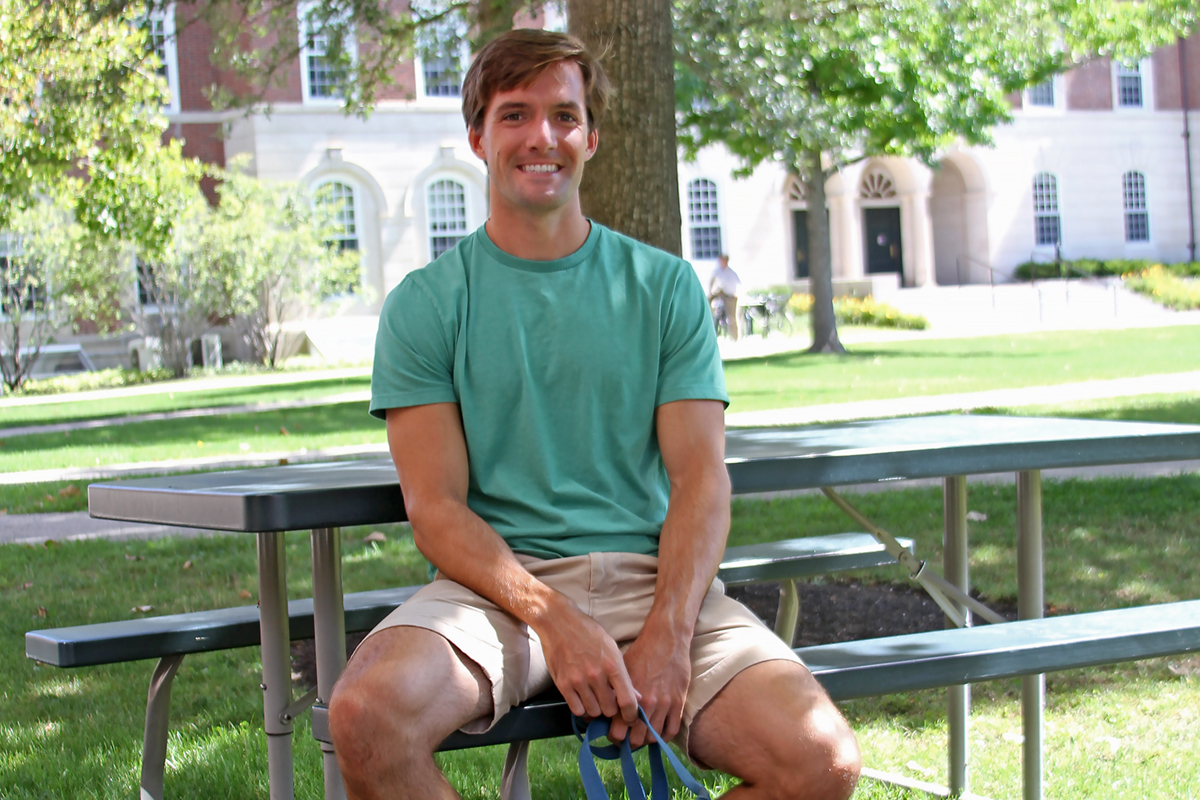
[792,210,809,279]
[863,207,903,276]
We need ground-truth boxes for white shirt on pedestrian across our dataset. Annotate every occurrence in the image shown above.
[709,264,742,296]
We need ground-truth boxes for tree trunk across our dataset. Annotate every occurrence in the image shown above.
[803,147,844,353]
[567,0,682,256]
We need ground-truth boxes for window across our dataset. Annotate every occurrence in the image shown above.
[1116,62,1143,108]
[427,179,468,259]
[1032,173,1061,246]
[0,233,40,317]
[300,5,352,102]
[1027,78,1055,107]
[416,15,467,98]
[687,179,722,260]
[135,257,156,307]
[1123,171,1150,242]
[146,5,180,111]
[316,182,359,252]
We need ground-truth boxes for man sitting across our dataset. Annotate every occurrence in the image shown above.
[328,29,860,800]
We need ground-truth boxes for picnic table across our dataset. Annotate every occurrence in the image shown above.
[87,414,1200,800]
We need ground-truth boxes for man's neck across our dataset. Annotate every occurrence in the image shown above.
[485,201,592,261]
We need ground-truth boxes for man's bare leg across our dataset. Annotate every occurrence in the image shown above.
[688,660,860,800]
[327,626,493,800]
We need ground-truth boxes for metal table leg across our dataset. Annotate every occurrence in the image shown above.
[257,531,295,800]
[943,476,970,797]
[311,528,348,800]
[1017,471,1045,800]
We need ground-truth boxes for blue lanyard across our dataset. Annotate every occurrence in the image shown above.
[573,707,712,800]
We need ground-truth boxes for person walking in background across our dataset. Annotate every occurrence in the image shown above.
[709,254,742,340]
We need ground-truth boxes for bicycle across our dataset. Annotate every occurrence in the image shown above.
[741,293,796,338]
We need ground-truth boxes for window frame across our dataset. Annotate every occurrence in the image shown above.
[1022,74,1064,113]
[1122,171,1151,244]
[313,179,363,296]
[686,178,724,263]
[1112,58,1154,111]
[298,2,356,105]
[1032,172,1062,249]
[146,4,180,113]
[412,18,469,102]
[0,232,44,321]
[425,177,470,261]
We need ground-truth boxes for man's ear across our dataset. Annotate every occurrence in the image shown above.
[468,125,487,165]
[584,126,599,161]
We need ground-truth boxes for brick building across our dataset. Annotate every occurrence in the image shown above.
[151,6,1197,355]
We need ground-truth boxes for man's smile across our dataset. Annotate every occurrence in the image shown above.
[519,164,561,173]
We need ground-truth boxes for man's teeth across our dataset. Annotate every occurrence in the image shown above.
[521,164,559,173]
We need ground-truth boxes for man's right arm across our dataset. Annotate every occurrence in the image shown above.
[386,403,639,724]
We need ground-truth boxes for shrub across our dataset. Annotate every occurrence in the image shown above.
[14,367,177,396]
[787,293,814,315]
[1122,265,1200,311]
[1014,258,1200,281]
[835,295,928,329]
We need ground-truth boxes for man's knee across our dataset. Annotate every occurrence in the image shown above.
[781,700,860,800]
[690,661,861,800]
[328,626,488,762]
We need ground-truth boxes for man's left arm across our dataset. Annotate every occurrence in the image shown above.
[608,398,730,746]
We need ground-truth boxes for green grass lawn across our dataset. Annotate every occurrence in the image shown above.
[723,325,1200,413]
[6,325,1200,477]
[0,374,371,428]
[4,477,1198,798]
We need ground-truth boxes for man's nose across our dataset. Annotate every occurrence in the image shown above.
[526,114,555,150]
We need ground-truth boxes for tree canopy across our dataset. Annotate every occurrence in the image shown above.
[674,0,1199,350]
[676,0,1198,173]
[1,0,203,249]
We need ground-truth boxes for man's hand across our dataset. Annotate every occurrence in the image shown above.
[535,595,641,725]
[609,617,692,747]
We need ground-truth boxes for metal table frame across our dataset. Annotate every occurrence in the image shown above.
[87,416,1200,800]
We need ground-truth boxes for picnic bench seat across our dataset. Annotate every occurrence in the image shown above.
[300,599,1200,800]
[25,533,906,800]
[402,599,1200,750]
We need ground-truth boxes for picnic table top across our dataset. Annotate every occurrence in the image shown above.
[87,414,1200,533]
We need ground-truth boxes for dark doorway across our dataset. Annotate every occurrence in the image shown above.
[792,210,809,279]
[863,207,903,276]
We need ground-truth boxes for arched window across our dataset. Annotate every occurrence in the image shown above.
[427,179,468,260]
[859,170,896,199]
[1032,173,1061,246]
[316,181,359,252]
[686,179,722,260]
[1123,171,1149,242]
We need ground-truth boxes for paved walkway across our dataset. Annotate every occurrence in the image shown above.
[724,370,1200,427]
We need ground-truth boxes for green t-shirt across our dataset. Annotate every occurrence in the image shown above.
[369,222,728,559]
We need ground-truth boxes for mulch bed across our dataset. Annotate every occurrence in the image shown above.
[291,580,1024,688]
[725,579,1021,647]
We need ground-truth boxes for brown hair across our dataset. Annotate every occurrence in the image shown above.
[461,29,611,134]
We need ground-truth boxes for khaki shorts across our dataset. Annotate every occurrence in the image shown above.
[364,551,802,754]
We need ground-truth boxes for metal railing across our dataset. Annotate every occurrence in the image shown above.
[954,255,1006,308]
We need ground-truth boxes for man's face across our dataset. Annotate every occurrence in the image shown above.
[468,60,599,218]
